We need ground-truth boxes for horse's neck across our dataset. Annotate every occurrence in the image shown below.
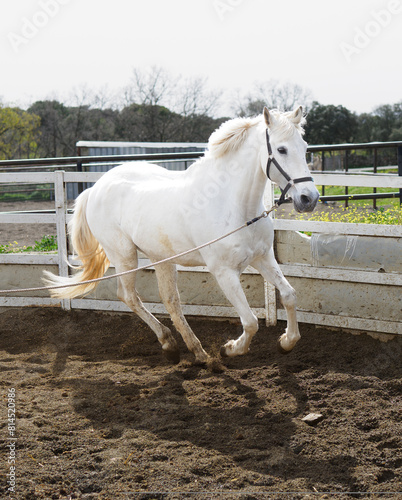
[212,149,267,216]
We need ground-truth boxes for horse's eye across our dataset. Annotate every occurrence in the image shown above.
[277,147,288,155]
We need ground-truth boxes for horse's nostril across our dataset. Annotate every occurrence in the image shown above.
[301,194,311,206]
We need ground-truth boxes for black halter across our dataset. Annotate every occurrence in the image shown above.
[265,129,313,206]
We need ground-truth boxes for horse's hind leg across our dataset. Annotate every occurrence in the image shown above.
[252,249,300,353]
[154,263,209,364]
[105,243,180,363]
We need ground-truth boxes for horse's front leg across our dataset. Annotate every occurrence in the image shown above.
[252,249,300,354]
[211,267,259,357]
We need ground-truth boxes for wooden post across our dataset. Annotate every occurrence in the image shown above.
[345,150,349,208]
[264,180,277,325]
[264,281,277,326]
[321,151,325,198]
[398,146,402,206]
[54,170,71,311]
[373,148,378,210]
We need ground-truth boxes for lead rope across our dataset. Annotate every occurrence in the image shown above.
[0,204,278,295]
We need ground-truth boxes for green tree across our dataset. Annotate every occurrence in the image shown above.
[372,103,402,141]
[28,100,69,157]
[355,112,378,142]
[29,100,118,157]
[304,102,358,145]
[0,106,40,159]
[175,114,226,142]
[356,102,402,142]
[116,103,182,142]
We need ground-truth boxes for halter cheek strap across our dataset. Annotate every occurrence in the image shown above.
[265,129,313,206]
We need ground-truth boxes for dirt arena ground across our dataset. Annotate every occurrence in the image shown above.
[1,201,401,499]
[1,307,401,499]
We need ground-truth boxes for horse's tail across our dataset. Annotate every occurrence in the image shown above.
[43,188,110,299]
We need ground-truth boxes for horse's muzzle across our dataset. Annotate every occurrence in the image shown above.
[293,188,320,213]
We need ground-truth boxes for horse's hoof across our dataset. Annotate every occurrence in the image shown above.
[207,357,226,373]
[220,339,236,358]
[277,338,292,355]
[164,349,181,364]
[192,350,212,366]
[220,345,229,358]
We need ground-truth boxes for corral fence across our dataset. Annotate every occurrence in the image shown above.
[307,140,402,209]
[1,139,401,206]
[0,141,401,337]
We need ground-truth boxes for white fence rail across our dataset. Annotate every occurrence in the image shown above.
[0,170,401,336]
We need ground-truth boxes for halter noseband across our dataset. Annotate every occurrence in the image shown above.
[265,129,313,206]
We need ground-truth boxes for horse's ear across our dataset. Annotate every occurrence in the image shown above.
[289,105,303,124]
[263,107,273,127]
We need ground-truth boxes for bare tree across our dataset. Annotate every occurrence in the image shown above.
[118,66,224,142]
[122,66,178,108]
[122,66,223,116]
[174,76,223,118]
[92,84,119,110]
[65,84,95,108]
[235,80,313,116]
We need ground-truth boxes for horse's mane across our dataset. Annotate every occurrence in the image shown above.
[207,109,305,159]
[207,116,260,159]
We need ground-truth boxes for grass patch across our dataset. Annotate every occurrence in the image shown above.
[0,235,57,253]
[292,204,402,225]
[0,190,52,203]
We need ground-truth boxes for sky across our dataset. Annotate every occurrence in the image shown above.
[1,0,401,116]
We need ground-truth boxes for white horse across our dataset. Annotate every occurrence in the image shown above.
[45,107,319,364]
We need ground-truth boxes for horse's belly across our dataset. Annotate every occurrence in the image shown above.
[134,218,207,267]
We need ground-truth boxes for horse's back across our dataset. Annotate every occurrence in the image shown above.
[87,161,184,215]
[85,161,196,257]
[98,161,182,185]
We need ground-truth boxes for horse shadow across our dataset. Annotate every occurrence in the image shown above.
[43,313,402,490]
[54,362,357,489]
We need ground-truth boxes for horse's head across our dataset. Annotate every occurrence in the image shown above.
[261,106,319,213]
